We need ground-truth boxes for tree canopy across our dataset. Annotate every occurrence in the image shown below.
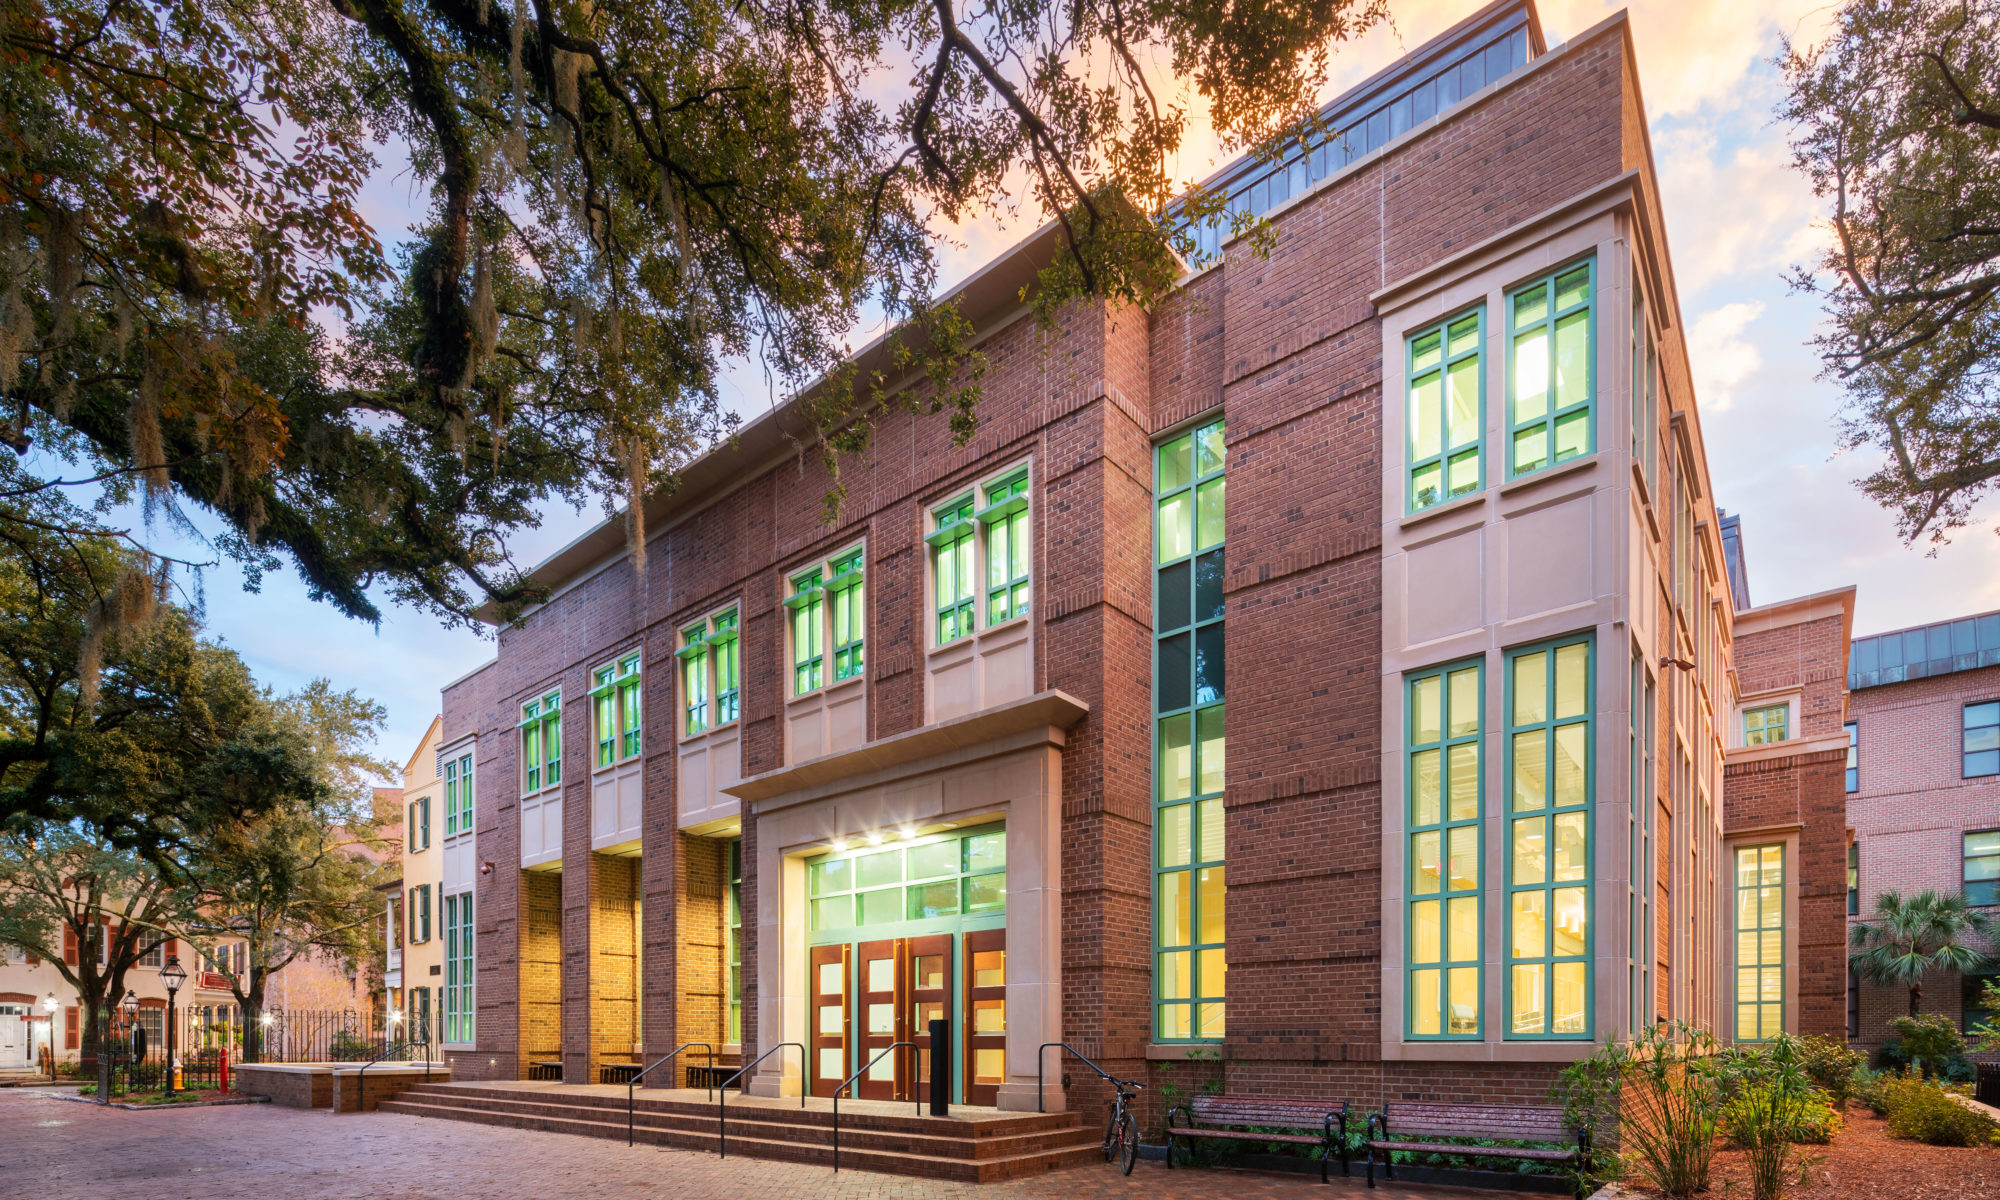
[1780,0,2000,544]
[3,0,1385,626]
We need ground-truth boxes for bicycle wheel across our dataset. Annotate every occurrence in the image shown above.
[1101,1103,1119,1163]
[1117,1110,1139,1175]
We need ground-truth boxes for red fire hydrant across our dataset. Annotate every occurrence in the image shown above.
[219,1048,230,1093]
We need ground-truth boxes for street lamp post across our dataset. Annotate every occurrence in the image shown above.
[160,955,186,1098]
[41,993,56,1077]
[117,990,137,1095]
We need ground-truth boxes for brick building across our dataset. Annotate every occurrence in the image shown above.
[432,0,1751,1116]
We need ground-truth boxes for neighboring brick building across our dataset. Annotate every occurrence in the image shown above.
[433,0,1750,1117]
[1845,613,2000,1051]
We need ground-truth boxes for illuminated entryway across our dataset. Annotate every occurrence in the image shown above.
[803,824,1007,1105]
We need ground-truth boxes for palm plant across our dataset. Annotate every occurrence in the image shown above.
[1849,890,1993,1015]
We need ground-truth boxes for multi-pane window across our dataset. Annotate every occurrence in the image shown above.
[1743,704,1789,746]
[407,795,430,851]
[1845,722,1859,793]
[1407,660,1482,1039]
[1505,636,1592,1038]
[806,827,1005,930]
[1847,841,1859,916]
[1632,290,1658,498]
[1154,418,1226,1042]
[1963,973,1999,1034]
[1508,261,1594,476]
[983,472,1031,624]
[1966,701,2000,777]
[519,690,562,792]
[591,653,641,766]
[1734,844,1784,1041]
[444,891,474,1044]
[787,550,866,695]
[930,497,977,645]
[444,752,474,837]
[680,610,740,735]
[727,839,743,1044]
[681,622,711,734]
[787,569,824,693]
[1965,831,2000,906]
[1406,309,1483,510]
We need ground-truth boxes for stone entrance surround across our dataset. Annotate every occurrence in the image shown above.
[726,691,1088,1112]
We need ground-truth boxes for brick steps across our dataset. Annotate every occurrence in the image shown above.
[378,1085,1100,1181]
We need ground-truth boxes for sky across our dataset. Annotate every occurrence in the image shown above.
[140,0,2000,775]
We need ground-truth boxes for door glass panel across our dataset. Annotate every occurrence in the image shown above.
[819,1048,843,1079]
[974,950,1005,988]
[867,957,894,991]
[974,999,1006,1033]
[868,1053,896,1081]
[913,956,945,990]
[818,962,843,993]
[974,1048,1004,1083]
[818,1005,842,1035]
[867,1003,894,1034]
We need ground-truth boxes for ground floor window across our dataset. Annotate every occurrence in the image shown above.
[727,839,743,1044]
[444,890,474,1045]
[1734,843,1785,1041]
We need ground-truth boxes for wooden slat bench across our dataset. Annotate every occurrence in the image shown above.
[526,1053,562,1082]
[1364,1101,1590,1198]
[1164,1096,1350,1181]
[599,1063,641,1085]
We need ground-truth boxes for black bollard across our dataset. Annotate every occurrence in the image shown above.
[928,1019,950,1115]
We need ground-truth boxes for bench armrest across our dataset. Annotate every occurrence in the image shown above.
[1166,1102,1193,1131]
[1365,1109,1386,1143]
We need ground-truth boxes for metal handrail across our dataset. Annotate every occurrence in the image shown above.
[627,1041,715,1146]
[831,1041,922,1173]
[1036,1041,1143,1114]
[717,1041,804,1159]
[355,1029,436,1112]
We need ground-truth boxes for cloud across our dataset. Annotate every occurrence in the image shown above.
[1687,301,1766,412]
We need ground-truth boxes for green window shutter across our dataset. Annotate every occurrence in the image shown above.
[1406,309,1484,511]
[1406,659,1483,1039]
[1507,261,1595,477]
[1734,844,1785,1040]
[421,796,430,850]
[1154,418,1226,1043]
[1503,636,1593,1039]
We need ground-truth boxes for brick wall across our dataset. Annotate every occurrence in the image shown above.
[592,855,639,1073]
[1849,663,2000,1047]
[520,871,561,1072]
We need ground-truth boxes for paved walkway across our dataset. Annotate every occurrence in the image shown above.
[0,1086,1520,1200]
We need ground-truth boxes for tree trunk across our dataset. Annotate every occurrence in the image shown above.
[1910,983,1923,1016]
[240,983,265,1065]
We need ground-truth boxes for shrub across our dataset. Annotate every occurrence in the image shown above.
[1554,1022,1720,1199]
[1794,1035,1865,1104]
[1723,1086,1842,1146]
[1850,1066,1891,1115]
[1880,1074,1999,1146]
[1884,1014,1967,1079]
[1721,1035,1824,1200]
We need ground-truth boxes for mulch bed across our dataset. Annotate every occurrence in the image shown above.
[1615,1107,2000,1200]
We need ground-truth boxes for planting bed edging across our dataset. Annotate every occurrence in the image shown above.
[48,1092,271,1111]
[1133,1144,1573,1192]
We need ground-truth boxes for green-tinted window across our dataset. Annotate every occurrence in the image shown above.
[1965,830,2000,907]
[829,551,865,681]
[1407,660,1483,1039]
[1734,844,1784,1041]
[1508,261,1594,476]
[712,610,740,724]
[444,891,474,1044]
[1744,704,1788,746]
[519,690,561,792]
[788,569,825,694]
[1504,636,1592,1039]
[592,654,642,761]
[1155,418,1225,1042]
[727,840,743,1044]
[681,625,710,735]
[804,826,1005,932]
[932,497,976,645]
[1407,310,1483,510]
[984,472,1031,624]
[444,754,474,837]
[595,665,618,765]
[1633,291,1658,498]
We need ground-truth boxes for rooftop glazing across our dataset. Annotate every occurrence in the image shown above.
[1849,610,2000,690]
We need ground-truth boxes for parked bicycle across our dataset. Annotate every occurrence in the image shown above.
[1101,1076,1144,1174]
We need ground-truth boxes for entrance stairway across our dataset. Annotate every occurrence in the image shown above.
[378,1081,1102,1181]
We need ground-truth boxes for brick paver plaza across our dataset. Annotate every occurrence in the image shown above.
[1,1088,1516,1200]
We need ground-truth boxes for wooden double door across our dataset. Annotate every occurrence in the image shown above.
[807,928,1006,1105]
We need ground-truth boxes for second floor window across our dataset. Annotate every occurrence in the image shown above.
[1744,704,1789,746]
[931,496,976,645]
[444,752,474,837]
[520,690,561,792]
[1845,722,1859,792]
[679,608,741,735]
[591,654,642,766]
[1406,309,1483,511]
[1966,701,1999,778]
[928,468,1033,647]
[1966,830,2000,906]
[787,549,865,696]
[1508,261,1594,477]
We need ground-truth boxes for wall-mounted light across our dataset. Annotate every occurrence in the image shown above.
[898,828,916,841]
[865,832,883,846]
[480,861,495,876]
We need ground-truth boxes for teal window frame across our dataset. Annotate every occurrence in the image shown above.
[711,609,740,724]
[829,549,866,681]
[727,839,743,1044]
[1503,634,1594,1040]
[1743,703,1789,746]
[805,823,1006,933]
[443,752,475,837]
[590,653,642,764]
[518,689,562,793]
[786,568,825,694]
[1405,307,1485,511]
[679,624,710,735]
[982,470,1031,625]
[444,890,474,1044]
[1733,843,1785,1041]
[1506,259,1596,478]
[1405,658,1484,1040]
[930,496,976,646]
[1153,417,1226,1043]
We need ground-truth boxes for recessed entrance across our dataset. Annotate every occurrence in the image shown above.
[803,824,1006,1105]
